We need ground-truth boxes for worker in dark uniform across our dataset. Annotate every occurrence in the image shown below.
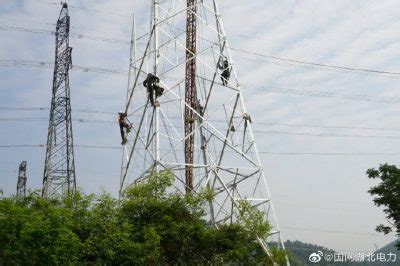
[197,99,204,117]
[143,73,164,106]
[218,58,231,86]
[118,111,131,145]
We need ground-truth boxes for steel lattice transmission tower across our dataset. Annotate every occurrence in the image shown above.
[42,3,76,198]
[16,161,27,197]
[121,0,287,261]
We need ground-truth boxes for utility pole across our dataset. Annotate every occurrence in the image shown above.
[42,3,76,198]
[16,161,27,197]
[184,0,197,194]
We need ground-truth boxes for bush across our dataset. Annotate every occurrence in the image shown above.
[0,171,285,265]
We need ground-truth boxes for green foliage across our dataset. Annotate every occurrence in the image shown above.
[0,171,286,265]
[0,191,82,265]
[236,200,271,239]
[271,247,290,265]
[367,164,400,250]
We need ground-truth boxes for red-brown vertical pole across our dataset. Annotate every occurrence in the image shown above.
[184,0,197,194]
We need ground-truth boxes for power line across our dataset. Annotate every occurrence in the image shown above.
[282,226,387,237]
[0,144,400,156]
[260,152,400,156]
[73,65,128,76]
[284,246,375,254]
[4,115,400,140]
[3,59,400,105]
[0,117,115,123]
[230,47,400,77]
[4,106,396,129]
[0,16,55,27]
[75,145,121,150]
[68,4,132,18]
[0,25,52,35]
[0,106,115,115]
[0,144,121,150]
[124,115,400,139]
[253,130,400,140]
[0,25,130,45]
[0,117,47,121]
[0,106,400,136]
[70,32,129,45]
[3,61,400,106]
[3,106,400,132]
[250,86,400,104]
[73,109,115,115]
[3,24,400,77]
[254,122,400,132]
[0,59,129,77]
[0,144,44,148]
[34,0,134,18]
[0,107,47,111]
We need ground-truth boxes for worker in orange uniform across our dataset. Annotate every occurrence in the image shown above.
[118,111,131,145]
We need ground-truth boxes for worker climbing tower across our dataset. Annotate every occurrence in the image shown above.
[42,3,76,198]
[121,0,287,260]
[16,161,27,197]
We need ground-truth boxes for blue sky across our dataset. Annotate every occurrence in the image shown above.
[1,0,399,252]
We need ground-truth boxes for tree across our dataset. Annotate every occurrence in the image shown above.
[367,164,400,250]
[0,191,82,265]
[0,171,286,265]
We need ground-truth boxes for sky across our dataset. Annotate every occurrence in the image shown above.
[0,0,399,253]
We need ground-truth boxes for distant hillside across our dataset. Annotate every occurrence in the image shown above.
[285,240,356,266]
[366,239,400,266]
[285,239,399,266]
[376,239,399,254]
[285,240,334,266]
